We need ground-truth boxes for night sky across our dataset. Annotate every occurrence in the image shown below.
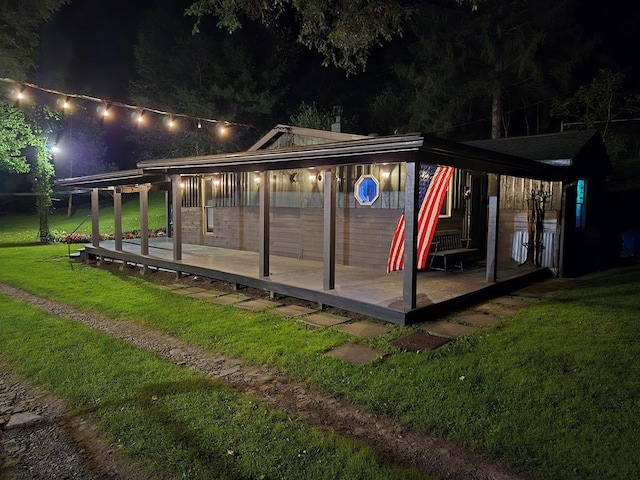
[27,0,640,170]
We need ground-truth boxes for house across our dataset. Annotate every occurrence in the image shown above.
[56,126,612,324]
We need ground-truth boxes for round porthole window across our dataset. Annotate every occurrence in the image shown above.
[354,174,380,206]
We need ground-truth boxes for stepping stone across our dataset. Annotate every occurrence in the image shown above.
[392,332,451,352]
[236,299,282,311]
[493,296,538,307]
[300,312,350,327]
[338,321,392,339]
[173,286,207,295]
[326,343,388,365]
[5,412,42,429]
[190,290,228,300]
[474,303,518,317]
[209,293,249,305]
[272,305,317,317]
[456,312,501,327]
[423,321,476,338]
[159,283,187,290]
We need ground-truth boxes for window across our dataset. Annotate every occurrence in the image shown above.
[354,174,380,205]
[203,173,238,233]
[575,179,586,229]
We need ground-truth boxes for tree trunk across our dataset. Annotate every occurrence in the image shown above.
[491,91,502,139]
[67,192,73,218]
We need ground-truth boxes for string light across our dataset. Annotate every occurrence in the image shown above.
[0,77,249,133]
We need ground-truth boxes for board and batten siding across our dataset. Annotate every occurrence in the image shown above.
[184,205,404,270]
[184,205,466,271]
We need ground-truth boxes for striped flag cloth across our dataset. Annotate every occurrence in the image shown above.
[386,165,455,272]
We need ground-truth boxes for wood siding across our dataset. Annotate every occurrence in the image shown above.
[183,205,466,271]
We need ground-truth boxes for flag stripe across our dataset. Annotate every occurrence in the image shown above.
[417,167,454,268]
[386,213,405,272]
[387,165,454,272]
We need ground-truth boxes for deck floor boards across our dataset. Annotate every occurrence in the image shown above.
[83,238,543,324]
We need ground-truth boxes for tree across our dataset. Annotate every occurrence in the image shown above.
[0,100,55,240]
[186,0,410,75]
[128,2,294,158]
[375,0,589,139]
[552,69,633,139]
[0,0,70,79]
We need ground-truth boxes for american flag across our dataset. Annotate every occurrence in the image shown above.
[386,164,455,272]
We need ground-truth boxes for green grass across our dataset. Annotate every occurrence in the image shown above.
[0,245,639,478]
[0,190,166,244]
[0,294,426,480]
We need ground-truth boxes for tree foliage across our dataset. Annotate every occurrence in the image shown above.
[0,0,69,79]
[290,103,333,130]
[186,0,409,75]
[0,100,55,238]
[0,100,39,173]
[368,0,591,138]
[551,69,640,139]
[129,2,294,158]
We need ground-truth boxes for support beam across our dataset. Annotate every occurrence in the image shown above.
[323,168,336,290]
[259,171,270,278]
[171,174,182,261]
[139,184,149,255]
[165,190,171,237]
[403,162,419,310]
[486,174,500,282]
[114,187,123,251]
[91,188,100,248]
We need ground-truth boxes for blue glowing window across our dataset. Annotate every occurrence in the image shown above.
[354,175,380,205]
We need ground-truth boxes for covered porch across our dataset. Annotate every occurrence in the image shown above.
[58,127,573,325]
[79,237,549,324]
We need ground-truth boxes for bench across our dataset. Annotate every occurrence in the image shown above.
[428,230,478,273]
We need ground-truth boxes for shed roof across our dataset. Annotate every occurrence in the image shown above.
[464,129,612,176]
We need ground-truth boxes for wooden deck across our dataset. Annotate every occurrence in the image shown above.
[80,238,550,325]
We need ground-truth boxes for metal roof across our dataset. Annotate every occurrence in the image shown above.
[55,129,568,189]
[464,129,612,172]
[55,169,166,189]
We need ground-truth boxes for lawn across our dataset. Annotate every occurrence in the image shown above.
[0,189,166,244]
[0,216,639,478]
[0,293,425,480]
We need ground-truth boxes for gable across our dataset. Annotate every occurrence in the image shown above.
[248,124,368,151]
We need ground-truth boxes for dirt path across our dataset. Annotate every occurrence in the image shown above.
[0,282,536,480]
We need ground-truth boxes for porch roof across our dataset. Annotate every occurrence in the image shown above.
[56,128,566,189]
[55,169,167,189]
[137,131,564,178]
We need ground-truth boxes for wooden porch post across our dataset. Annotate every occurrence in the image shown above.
[165,190,171,237]
[323,168,336,290]
[114,187,123,251]
[259,171,270,278]
[139,184,149,256]
[171,174,182,261]
[91,188,100,248]
[403,162,419,310]
[486,173,500,282]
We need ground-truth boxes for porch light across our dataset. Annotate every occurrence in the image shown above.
[254,175,261,184]
[97,104,110,117]
[381,170,391,181]
[57,97,71,110]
